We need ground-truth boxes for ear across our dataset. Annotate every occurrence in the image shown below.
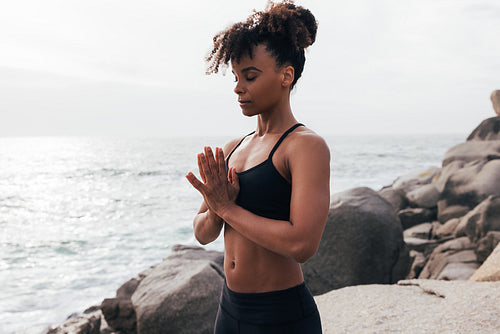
[281,65,295,88]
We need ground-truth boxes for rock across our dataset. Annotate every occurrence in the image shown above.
[315,279,500,334]
[437,159,500,221]
[398,207,436,230]
[437,203,470,223]
[403,222,433,239]
[101,278,139,334]
[432,218,460,239]
[469,243,500,282]
[462,196,500,242]
[392,167,440,195]
[131,245,224,334]
[406,183,440,208]
[419,237,480,280]
[377,186,408,213]
[475,231,500,262]
[467,116,500,141]
[302,187,409,295]
[45,309,102,334]
[491,89,500,116]
[404,237,451,255]
[441,141,500,166]
[406,250,426,279]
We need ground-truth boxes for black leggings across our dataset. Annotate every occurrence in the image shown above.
[214,282,322,334]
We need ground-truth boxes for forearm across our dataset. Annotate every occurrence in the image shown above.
[193,209,224,245]
[220,204,313,263]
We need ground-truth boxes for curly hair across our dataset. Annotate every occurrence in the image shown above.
[206,0,318,89]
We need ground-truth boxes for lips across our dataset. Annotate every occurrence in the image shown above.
[238,100,251,106]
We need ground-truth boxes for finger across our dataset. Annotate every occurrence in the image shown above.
[186,172,205,192]
[204,147,220,180]
[197,153,207,183]
[230,168,240,188]
[216,147,226,176]
[199,153,212,181]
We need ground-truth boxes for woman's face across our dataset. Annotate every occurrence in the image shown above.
[231,44,286,117]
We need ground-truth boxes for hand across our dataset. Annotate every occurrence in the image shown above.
[186,146,240,217]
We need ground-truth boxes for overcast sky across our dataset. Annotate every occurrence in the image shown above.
[1,0,499,137]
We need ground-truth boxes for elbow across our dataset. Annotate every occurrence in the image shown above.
[290,242,319,264]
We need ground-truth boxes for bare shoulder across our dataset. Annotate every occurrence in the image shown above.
[289,127,330,158]
[222,136,245,158]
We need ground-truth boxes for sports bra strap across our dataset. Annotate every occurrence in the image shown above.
[226,131,255,165]
[268,123,304,159]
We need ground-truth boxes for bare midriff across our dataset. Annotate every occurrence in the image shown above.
[223,223,304,293]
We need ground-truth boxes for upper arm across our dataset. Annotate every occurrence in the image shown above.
[288,133,331,246]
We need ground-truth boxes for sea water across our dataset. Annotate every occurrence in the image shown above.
[0,134,464,333]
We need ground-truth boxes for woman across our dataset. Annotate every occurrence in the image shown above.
[186,1,330,333]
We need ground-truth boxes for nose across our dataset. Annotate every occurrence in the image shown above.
[233,81,245,95]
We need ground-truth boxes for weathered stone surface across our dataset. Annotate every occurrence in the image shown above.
[437,159,500,221]
[470,243,500,282]
[101,278,139,334]
[131,245,224,334]
[398,207,436,230]
[406,183,440,209]
[475,231,500,262]
[437,202,470,223]
[404,237,449,255]
[45,308,102,334]
[392,167,439,195]
[302,187,409,295]
[406,250,426,279]
[377,186,408,213]
[433,218,460,239]
[419,237,480,280]
[491,90,500,116]
[403,222,433,239]
[467,116,500,141]
[441,141,500,166]
[462,196,500,242]
[316,280,500,334]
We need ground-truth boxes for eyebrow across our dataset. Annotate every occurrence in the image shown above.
[242,66,262,73]
[232,66,263,75]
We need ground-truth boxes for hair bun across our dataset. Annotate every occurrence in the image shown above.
[252,1,318,50]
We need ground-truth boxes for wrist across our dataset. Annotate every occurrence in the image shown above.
[207,209,223,225]
[218,203,236,222]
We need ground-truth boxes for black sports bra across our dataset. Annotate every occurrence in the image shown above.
[226,123,304,221]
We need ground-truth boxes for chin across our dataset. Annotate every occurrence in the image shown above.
[241,108,258,117]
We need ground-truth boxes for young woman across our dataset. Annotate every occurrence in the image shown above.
[186,1,330,333]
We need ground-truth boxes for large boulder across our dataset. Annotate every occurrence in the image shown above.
[467,116,500,141]
[436,159,500,222]
[475,231,500,262]
[392,167,440,195]
[469,243,500,282]
[441,141,500,166]
[398,207,436,230]
[419,237,479,280]
[130,245,224,334]
[406,183,440,209]
[377,186,408,213]
[315,279,500,333]
[302,187,409,295]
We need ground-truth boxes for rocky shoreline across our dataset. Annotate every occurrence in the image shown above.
[47,93,500,333]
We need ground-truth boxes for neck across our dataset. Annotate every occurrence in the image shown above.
[255,95,297,136]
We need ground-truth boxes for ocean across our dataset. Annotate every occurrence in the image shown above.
[0,133,464,333]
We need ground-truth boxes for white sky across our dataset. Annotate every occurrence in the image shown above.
[1,0,499,137]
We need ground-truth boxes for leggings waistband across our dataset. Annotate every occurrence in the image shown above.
[220,282,318,325]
